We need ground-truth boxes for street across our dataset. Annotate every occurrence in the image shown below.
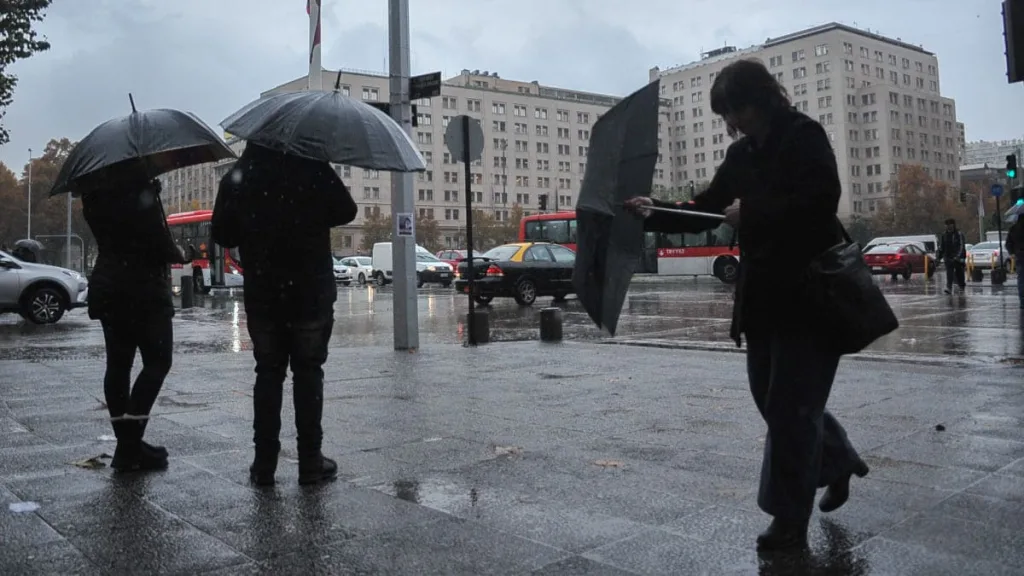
[0,274,1022,574]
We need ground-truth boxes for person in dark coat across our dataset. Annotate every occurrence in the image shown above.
[935,218,967,294]
[82,178,186,472]
[211,143,357,487]
[626,58,868,551]
[1006,217,1024,306]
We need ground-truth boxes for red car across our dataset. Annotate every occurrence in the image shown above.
[863,243,936,280]
[436,249,472,271]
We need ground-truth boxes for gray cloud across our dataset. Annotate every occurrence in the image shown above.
[2,0,1021,171]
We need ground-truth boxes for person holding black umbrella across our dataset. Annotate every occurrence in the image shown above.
[626,58,868,551]
[82,177,186,472]
[212,143,357,487]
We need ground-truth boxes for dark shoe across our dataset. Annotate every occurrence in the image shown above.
[756,518,809,551]
[298,454,338,485]
[819,460,870,513]
[943,288,951,294]
[110,442,168,473]
[141,440,168,458]
[249,450,279,487]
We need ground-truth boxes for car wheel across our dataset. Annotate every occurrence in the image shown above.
[926,261,936,279]
[358,273,366,285]
[713,256,739,284]
[22,286,67,324]
[473,295,494,305]
[902,265,912,280]
[416,273,425,289]
[513,278,537,306]
[342,281,351,287]
[442,281,452,288]
[890,273,899,282]
[552,292,567,302]
[375,272,387,287]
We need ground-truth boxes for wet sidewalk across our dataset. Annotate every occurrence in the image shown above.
[2,340,1024,574]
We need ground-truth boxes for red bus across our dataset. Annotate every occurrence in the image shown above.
[518,211,739,283]
[166,210,243,293]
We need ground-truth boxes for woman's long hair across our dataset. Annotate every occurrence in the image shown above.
[710,59,790,117]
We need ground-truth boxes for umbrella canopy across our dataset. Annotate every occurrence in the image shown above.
[49,102,235,197]
[220,80,426,172]
[572,80,662,336]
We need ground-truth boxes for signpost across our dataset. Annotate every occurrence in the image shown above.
[992,183,1007,284]
[410,71,441,100]
[444,115,484,345]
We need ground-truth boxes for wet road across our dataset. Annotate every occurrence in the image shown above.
[0,272,1020,363]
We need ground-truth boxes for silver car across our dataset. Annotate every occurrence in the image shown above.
[0,250,89,324]
[967,241,1012,270]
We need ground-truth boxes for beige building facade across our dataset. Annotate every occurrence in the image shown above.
[651,22,960,220]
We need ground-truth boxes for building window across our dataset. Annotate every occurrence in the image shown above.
[814,44,829,57]
[491,102,506,115]
[361,87,379,101]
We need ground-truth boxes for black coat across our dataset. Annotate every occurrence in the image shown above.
[644,108,842,345]
[936,229,967,262]
[211,144,357,322]
[82,181,186,321]
[1007,220,1024,258]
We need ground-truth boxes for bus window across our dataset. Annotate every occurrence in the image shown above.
[568,220,578,243]
[709,223,736,247]
[525,219,571,243]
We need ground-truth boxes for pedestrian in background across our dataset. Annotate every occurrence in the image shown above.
[1006,216,1024,307]
[212,143,357,487]
[626,58,868,551]
[82,178,185,472]
[936,218,967,294]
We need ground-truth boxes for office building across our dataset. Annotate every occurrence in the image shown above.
[651,22,961,220]
[963,138,1024,167]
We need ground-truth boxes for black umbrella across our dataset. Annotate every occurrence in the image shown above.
[572,80,663,336]
[49,95,236,197]
[219,72,426,172]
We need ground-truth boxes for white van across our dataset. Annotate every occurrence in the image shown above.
[864,235,939,255]
[371,242,453,288]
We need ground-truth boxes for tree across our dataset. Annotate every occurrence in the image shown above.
[359,212,391,251]
[416,213,440,251]
[0,1,53,145]
[496,204,524,244]
[0,162,22,248]
[871,165,969,239]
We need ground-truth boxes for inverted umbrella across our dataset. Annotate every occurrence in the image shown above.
[572,80,663,336]
[220,72,426,172]
[49,95,236,196]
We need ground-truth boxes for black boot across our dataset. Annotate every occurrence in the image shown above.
[298,454,338,485]
[136,417,168,458]
[819,460,870,513]
[109,419,167,473]
[249,442,280,487]
[756,517,809,551]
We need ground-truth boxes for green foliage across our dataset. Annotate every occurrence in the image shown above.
[0,0,53,145]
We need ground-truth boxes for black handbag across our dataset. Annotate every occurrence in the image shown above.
[805,221,899,355]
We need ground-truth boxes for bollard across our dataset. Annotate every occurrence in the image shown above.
[465,311,490,345]
[539,307,563,342]
[180,277,194,309]
[923,255,929,279]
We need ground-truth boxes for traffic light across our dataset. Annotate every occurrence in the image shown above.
[1007,154,1018,179]
[538,194,548,211]
[1005,0,1024,83]
[1013,185,1024,205]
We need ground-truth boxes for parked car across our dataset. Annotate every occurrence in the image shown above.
[0,249,88,324]
[967,241,1012,270]
[332,257,353,286]
[863,242,936,280]
[436,249,473,271]
[454,242,575,306]
[371,242,453,288]
[337,255,373,285]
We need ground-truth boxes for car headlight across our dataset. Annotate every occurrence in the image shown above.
[427,265,436,271]
[62,270,82,280]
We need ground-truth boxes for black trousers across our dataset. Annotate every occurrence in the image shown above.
[246,312,333,459]
[746,328,863,521]
[100,315,173,436]
[944,259,966,289]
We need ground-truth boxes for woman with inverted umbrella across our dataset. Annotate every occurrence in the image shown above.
[52,97,235,472]
[626,60,869,551]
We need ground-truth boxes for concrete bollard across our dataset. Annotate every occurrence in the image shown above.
[539,307,563,342]
[465,311,490,345]
[180,277,194,309]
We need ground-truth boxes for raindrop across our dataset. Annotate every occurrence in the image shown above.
[231,170,243,184]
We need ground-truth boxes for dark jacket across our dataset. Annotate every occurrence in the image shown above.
[1005,220,1023,258]
[935,229,967,262]
[644,108,842,346]
[82,180,186,321]
[211,144,357,322]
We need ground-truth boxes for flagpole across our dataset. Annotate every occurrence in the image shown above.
[307,0,323,91]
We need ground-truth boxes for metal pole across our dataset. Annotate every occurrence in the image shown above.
[463,117,477,346]
[501,141,506,205]
[26,148,32,239]
[66,194,72,269]
[388,0,418,350]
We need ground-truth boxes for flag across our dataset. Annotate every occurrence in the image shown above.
[307,0,321,65]
[977,188,986,218]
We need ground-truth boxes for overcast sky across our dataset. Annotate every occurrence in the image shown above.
[1,0,1016,171]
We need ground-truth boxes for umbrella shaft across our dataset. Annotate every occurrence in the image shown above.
[644,206,726,220]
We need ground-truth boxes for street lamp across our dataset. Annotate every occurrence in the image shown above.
[26,148,32,239]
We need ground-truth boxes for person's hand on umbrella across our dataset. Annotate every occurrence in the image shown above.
[724,200,741,228]
[624,196,653,218]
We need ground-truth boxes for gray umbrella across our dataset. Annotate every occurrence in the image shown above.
[49,95,236,197]
[220,73,426,172]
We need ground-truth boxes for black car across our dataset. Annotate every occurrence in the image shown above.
[455,242,576,306]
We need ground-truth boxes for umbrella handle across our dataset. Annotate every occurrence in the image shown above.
[643,205,726,220]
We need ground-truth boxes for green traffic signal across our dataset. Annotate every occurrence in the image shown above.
[1009,168,1018,179]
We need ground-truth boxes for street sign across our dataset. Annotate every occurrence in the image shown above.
[992,183,1005,197]
[410,71,442,100]
[444,115,484,163]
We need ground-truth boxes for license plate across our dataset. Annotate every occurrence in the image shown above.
[439,272,450,277]
[872,267,883,272]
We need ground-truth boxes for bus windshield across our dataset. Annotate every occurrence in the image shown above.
[523,218,577,244]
